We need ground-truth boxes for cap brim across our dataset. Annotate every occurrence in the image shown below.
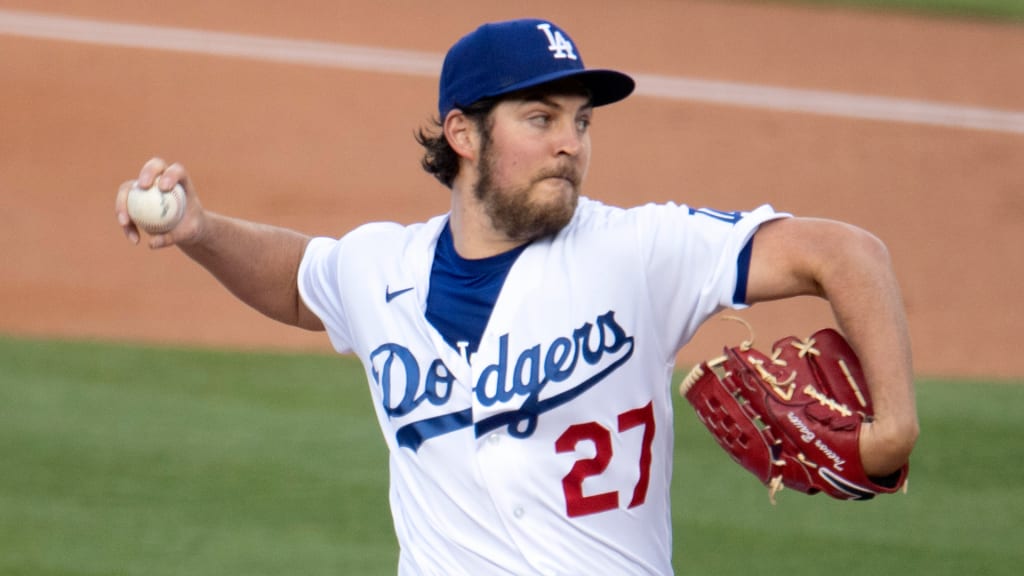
[481,68,635,108]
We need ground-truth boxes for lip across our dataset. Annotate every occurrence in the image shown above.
[541,175,577,187]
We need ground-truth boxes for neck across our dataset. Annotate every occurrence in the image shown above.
[448,187,527,259]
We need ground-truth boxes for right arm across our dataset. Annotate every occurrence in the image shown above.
[115,158,324,331]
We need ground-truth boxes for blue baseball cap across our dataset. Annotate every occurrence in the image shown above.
[438,19,635,119]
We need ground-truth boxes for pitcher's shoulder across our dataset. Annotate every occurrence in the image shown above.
[339,214,448,249]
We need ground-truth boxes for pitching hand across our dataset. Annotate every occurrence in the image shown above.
[116,157,206,249]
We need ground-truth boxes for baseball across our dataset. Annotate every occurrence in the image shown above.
[126,181,187,235]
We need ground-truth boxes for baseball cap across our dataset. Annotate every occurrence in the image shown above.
[438,19,635,119]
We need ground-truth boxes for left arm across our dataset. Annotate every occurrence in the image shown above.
[744,217,919,477]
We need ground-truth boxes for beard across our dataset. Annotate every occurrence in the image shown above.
[473,139,582,244]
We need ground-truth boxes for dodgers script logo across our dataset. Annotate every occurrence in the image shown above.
[369,311,634,451]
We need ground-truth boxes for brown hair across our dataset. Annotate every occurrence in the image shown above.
[415,98,498,188]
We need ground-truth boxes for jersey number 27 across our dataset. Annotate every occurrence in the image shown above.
[555,402,655,518]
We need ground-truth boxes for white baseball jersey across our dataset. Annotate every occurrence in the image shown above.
[298,198,786,575]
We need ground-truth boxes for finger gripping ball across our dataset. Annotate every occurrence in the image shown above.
[126,181,186,235]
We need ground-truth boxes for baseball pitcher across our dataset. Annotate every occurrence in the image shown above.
[116,18,918,576]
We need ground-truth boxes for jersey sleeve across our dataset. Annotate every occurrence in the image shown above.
[297,235,354,354]
[636,203,789,354]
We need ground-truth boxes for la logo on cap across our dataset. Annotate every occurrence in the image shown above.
[537,23,577,61]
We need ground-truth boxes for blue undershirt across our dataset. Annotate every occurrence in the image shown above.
[425,222,529,359]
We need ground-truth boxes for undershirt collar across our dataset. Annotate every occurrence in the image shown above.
[425,221,529,361]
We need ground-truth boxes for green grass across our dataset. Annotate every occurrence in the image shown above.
[787,0,1024,21]
[0,337,395,576]
[2,336,1022,575]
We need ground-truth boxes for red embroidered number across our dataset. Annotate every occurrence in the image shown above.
[554,402,655,518]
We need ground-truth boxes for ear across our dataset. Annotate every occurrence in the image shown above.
[443,110,479,161]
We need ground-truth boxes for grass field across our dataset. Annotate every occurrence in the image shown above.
[796,0,1024,20]
[2,336,1021,575]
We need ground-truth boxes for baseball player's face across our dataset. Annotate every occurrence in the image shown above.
[473,90,592,242]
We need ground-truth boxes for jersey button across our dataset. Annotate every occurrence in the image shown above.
[488,433,501,445]
[513,506,525,519]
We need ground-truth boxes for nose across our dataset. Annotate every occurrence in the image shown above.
[554,120,585,158]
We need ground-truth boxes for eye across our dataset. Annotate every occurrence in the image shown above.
[529,113,551,127]
[576,117,591,132]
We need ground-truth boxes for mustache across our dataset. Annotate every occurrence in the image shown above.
[535,164,582,187]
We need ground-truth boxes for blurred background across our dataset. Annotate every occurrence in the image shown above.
[1,0,1023,378]
[2,2,1022,575]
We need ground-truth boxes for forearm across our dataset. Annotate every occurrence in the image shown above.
[815,226,919,476]
[747,218,919,477]
[116,159,324,330]
[179,212,320,329]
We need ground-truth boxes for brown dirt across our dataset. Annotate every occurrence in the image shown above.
[1,0,1022,379]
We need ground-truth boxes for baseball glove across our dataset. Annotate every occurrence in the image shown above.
[680,319,908,503]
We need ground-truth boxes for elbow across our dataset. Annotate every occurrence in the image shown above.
[835,222,894,273]
[810,221,899,303]
[863,416,920,478]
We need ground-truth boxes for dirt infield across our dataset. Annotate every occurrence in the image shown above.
[1,1,1022,379]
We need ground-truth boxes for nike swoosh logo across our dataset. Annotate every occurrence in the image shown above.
[385,285,414,303]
